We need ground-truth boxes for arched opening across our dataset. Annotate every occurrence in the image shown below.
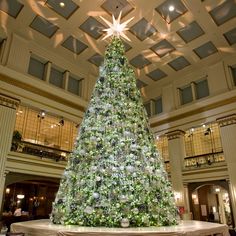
[2,173,59,231]
[188,180,233,227]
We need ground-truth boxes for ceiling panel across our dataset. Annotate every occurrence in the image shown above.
[150,39,175,57]
[130,54,151,69]
[88,53,104,67]
[79,17,106,39]
[46,0,79,19]
[224,27,236,45]
[30,15,59,38]
[136,79,147,89]
[147,68,167,81]
[62,36,88,54]
[209,0,236,26]
[0,0,23,18]
[193,41,218,59]
[155,0,187,24]
[101,0,134,18]
[177,21,205,43]
[129,18,157,41]
[168,56,190,71]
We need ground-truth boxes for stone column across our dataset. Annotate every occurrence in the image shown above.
[44,61,52,83]
[0,93,19,211]
[63,70,69,91]
[166,130,187,209]
[217,114,236,226]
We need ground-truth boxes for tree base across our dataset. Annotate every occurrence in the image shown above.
[11,219,229,236]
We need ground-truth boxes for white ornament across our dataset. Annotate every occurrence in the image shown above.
[133,208,139,214]
[150,158,155,163]
[120,166,125,171]
[84,206,94,214]
[120,195,128,203]
[90,136,97,142]
[130,144,137,151]
[79,149,86,155]
[121,218,130,228]
[156,169,162,176]
[91,166,97,171]
[135,161,141,166]
[126,165,134,172]
[113,66,120,72]
[96,176,101,181]
[93,192,100,199]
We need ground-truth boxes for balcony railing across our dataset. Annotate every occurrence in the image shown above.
[184,150,225,169]
[11,140,71,162]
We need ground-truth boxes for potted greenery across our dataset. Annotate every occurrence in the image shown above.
[11,130,23,151]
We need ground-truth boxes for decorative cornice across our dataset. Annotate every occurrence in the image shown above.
[0,93,20,109]
[217,114,236,127]
[166,130,185,140]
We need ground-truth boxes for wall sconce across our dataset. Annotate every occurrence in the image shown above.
[215,188,220,193]
[59,118,64,126]
[192,193,199,204]
[37,111,46,119]
[174,191,181,202]
[204,128,212,135]
[6,188,10,194]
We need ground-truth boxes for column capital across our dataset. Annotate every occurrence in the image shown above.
[4,170,9,177]
[217,114,236,127]
[0,93,20,109]
[166,130,185,140]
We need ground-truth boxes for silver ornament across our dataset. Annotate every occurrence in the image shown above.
[84,206,94,214]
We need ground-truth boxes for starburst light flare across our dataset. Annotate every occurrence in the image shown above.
[100,12,134,41]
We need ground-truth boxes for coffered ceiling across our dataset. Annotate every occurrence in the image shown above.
[0,0,236,90]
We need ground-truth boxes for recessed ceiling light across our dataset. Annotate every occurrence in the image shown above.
[169,5,175,12]
[59,2,65,7]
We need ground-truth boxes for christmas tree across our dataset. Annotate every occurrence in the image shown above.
[51,15,178,228]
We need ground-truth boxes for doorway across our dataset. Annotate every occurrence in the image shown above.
[188,180,233,227]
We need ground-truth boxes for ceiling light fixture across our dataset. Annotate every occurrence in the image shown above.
[169,5,175,12]
[59,2,65,7]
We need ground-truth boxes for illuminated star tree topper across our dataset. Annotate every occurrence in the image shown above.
[100,12,134,41]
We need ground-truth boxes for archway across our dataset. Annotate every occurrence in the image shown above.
[188,180,233,227]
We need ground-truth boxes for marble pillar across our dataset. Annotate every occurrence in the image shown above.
[217,114,236,226]
[0,93,19,211]
[166,130,187,209]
